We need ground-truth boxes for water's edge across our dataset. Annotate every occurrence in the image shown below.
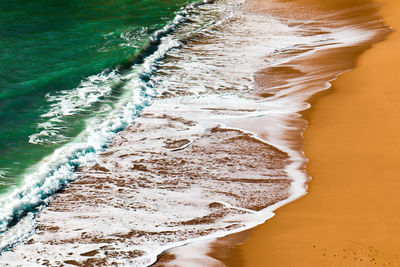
[0,0,392,266]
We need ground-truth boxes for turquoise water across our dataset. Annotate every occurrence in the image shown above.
[0,0,192,193]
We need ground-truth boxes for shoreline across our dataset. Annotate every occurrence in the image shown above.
[233,0,400,265]
[1,1,309,264]
[154,0,391,265]
[0,0,393,265]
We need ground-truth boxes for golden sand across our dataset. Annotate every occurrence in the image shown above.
[234,0,400,265]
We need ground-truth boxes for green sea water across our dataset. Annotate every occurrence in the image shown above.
[0,0,193,193]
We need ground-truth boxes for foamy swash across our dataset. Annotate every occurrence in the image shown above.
[0,0,208,250]
[0,0,386,266]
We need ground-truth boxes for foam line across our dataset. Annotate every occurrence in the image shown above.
[0,0,213,252]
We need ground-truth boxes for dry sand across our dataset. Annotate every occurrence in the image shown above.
[4,0,396,265]
[234,0,400,265]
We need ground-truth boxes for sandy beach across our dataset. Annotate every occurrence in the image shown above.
[233,0,400,265]
[0,0,395,265]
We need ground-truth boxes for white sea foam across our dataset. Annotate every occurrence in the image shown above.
[0,170,11,187]
[0,170,7,180]
[0,0,386,265]
[0,0,203,252]
[27,1,202,146]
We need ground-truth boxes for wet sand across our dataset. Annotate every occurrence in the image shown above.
[154,0,390,265]
[0,0,393,265]
[2,1,305,264]
[234,0,400,265]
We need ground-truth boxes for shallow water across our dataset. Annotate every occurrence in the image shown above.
[0,0,389,265]
[0,0,193,191]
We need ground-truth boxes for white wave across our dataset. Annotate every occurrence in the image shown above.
[0,0,193,251]
[29,69,121,145]
[0,170,7,180]
[0,0,385,265]
[28,0,210,146]
[120,27,149,48]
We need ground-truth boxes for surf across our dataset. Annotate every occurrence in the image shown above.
[0,0,210,252]
[0,0,389,265]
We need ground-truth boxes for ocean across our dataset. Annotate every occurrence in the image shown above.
[0,0,387,265]
[0,0,198,191]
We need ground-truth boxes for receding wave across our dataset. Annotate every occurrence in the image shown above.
[0,0,389,266]
[0,0,211,252]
